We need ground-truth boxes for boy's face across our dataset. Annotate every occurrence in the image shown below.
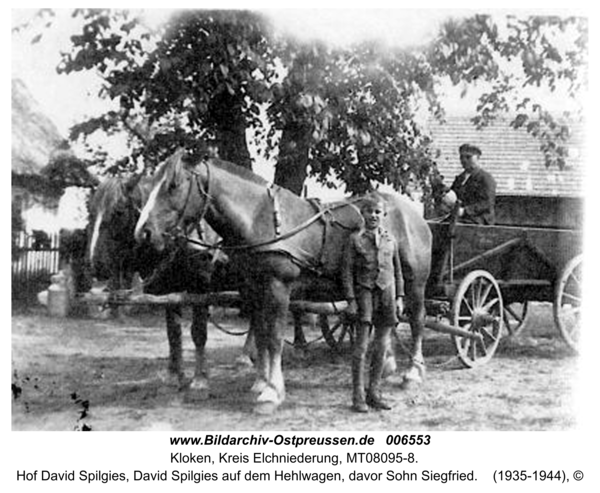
[361,202,385,230]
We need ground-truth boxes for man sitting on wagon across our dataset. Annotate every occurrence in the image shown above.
[443,144,496,225]
[428,144,497,297]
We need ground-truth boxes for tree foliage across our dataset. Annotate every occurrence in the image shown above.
[57,9,277,170]
[25,10,587,194]
[429,14,587,168]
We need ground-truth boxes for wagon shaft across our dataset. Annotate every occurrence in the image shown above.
[80,291,240,307]
[419,317,485,342]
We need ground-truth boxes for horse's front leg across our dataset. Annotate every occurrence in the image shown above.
[255,277,290,413]
[236,325,256,369]
[292,310,308,350]
[249,301,270,395]
[164,305,184,386]
[187,304,210,399]
[402,284,427,388]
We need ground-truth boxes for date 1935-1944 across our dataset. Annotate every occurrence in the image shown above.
[494,470,568,483]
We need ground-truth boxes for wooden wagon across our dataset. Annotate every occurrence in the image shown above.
[81,215,582,368]
[309,216,582,368]
[424,218,582,365]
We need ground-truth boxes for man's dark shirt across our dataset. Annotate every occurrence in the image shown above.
[451,167,496,225]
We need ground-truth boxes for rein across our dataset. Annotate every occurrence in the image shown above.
[180,193,363,253]
[163,159,362,255]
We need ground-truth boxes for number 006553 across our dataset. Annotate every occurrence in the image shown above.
[385,435,431,446]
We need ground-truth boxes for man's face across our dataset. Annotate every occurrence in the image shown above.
[361,202,385,230]
[460,152,479,172]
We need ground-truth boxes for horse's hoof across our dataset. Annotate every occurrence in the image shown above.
[186,379,210,401]
[256,385,280,403]
[254,401,279,415]
[400,364,425,390]
[235,354,254,369]
[184,388,210,402]
[250,379,268,394]
[351,401,369,413]
[382,356,398,379]
[158,369,183,387]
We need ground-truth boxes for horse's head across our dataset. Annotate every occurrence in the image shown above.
[134,150,210,253]
[87,175,149,285]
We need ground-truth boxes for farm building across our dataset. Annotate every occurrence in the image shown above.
[12,78,95,306]
[428,116,586,229]
[12,78,65,231]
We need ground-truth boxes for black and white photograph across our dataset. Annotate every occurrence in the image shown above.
[10,6,590,436]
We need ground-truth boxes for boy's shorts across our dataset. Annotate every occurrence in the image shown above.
[357,285,398,327]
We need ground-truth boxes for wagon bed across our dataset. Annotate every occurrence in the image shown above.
[427,219,583,363]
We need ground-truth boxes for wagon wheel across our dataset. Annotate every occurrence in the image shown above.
[503,301,530,337]
[319,313,355,352]
[553,254,583,352]
[452,270,504,368]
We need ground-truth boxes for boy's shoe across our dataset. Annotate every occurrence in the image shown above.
[366,394,393,410]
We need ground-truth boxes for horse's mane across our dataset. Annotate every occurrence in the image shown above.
[90,175,153,217]
[90,177,128,216]
[159,149,268,188]
[209,158,268,186]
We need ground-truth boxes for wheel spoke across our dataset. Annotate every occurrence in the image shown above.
[569,271,583,289]
[469,338,477,361]
[482,297,500,312]
[469,286,478,310]
[480,326,498,343]
[462,297,475,317]
[479,281,493,307]
[476,337,489,358]
[561,292,581,304]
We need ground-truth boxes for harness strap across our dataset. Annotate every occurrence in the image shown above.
[183,196,364,252]
[267,184,282,237]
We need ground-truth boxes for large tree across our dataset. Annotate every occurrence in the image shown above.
[56,9,277,170]
[20,10,587,192]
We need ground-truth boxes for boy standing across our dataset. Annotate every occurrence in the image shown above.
[342,196,404,413]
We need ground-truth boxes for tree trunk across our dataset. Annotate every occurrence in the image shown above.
[274,122,310,196]
[210,92,252,170]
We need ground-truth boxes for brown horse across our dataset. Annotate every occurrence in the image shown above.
[134,150,432,412]
[88,175,247,395]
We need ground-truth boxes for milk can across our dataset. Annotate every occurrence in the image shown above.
[47,271,70,317]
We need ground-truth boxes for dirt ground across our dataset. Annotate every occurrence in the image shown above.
[12,303,578,431]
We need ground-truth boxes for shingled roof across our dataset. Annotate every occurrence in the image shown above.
[12,78,63,175]
[427,116,586,197]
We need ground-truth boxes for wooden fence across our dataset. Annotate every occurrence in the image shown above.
[12,231,61,299]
